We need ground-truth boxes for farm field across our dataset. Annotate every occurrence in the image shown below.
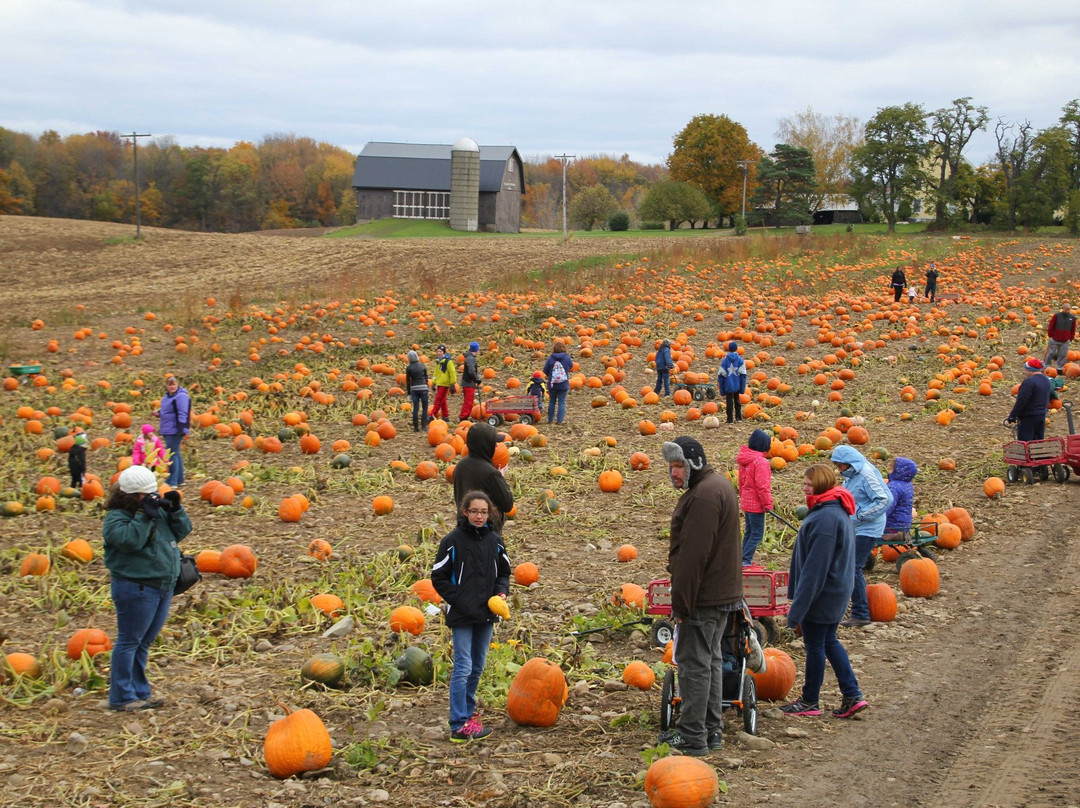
[0,216,1079,808]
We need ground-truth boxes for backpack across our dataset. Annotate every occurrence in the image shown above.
[549,359,568,385]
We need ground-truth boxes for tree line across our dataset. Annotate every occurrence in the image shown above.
[0,130,357,231]
[2,98,1077,234]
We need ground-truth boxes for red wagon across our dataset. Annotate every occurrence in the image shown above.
[1002,436,1068,484]
[647,566,790,648]
[481,395,542,427]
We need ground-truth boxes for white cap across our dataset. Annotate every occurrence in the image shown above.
[119,465,158,494]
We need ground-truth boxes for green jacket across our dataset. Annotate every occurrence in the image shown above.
[103,507,193,591]
[433,356,457,388]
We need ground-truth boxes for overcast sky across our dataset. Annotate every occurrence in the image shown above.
[4,0,1078,166]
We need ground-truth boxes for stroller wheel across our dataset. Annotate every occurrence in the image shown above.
[742,674,758,735]
[660,668,679,732]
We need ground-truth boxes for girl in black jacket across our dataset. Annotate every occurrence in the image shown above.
[431,491,511,742]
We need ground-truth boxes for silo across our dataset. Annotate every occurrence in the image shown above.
[449,137,480,232]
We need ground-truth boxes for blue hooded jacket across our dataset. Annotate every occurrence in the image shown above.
[831,445,893,538]
[884,457,918,534]
[718,350,746,394]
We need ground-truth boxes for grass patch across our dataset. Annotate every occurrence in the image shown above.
[103,234,141,246]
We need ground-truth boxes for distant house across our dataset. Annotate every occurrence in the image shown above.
[812,196,863,225]
[351,140,523,233]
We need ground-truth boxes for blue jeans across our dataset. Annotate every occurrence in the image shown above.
[848,534,877,621]
[109,576,172,707]
[449,622,494,730]
[410,390,429,430]
[654,369,670,395]
[800,620,861,704]
[162,433,184,486]
[741,511,766,566]
[547,388,568,424]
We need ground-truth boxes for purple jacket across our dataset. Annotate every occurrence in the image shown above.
[158,387,191,436]
[884,457,918,534]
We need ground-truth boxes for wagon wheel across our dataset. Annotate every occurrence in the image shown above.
[753,617,778,647]
[651,619,675,649]
[895,550,920,574]
[486,414,503,427]
[1053,464,1071,483]
[1006,465,1019,483]
[915,545,937,562]
[1037,465,1050,481]
[518,414,534,425]
[660,669,679,732]
[692,387,705,401]
[741,674,758,735]
[706,388,716,399]
[1020,467,1035,485]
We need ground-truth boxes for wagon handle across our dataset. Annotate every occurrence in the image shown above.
[766,510,799,530]
[1064,401,1075,436]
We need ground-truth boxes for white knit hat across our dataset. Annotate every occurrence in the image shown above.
[119,465,158,494]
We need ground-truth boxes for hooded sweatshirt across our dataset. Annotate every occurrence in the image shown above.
[452,422,514,531]
[884,457,918,534]
[831,445,893,538]
[787,486,856,627]
[737,444,774,513]
[430,514,511,627]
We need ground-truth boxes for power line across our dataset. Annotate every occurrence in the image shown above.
[554,153,576,243]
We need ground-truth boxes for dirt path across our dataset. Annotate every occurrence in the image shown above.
[757,483,1080,808]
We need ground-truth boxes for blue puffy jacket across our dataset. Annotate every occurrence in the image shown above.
[831,445,893,538]
[884,457,917,534]
[158,387,191,436]
[718,352,746,394]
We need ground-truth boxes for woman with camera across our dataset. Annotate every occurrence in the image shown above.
[103,465,192,712]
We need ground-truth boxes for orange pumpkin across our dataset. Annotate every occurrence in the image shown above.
[278,496,303,523]
[644,756,719,808]
[629,451,650,470]
[506,657,568,727]
[306,539,332,561]
[514,562,539,586]
[622,660,655,690]
[751,647,796,700]
[310,593,344,617]
[19,552,50,577]
[409,578,443,604]
[899,556,940,598]
[616,544,638,562]
[611,583,646,609]
[218,544,258,578]
[373,495,394,515]
[67,628,111,659]
[866,583,898,622]
[4,652,42,679]
[264,706,333,779]
[943,506,975,540]
[196,549,222,573]
[61,539,93,563]
[389,605,425,635]
[299,433,321,454]
[598,469,623,493]
[983,477,1005,499]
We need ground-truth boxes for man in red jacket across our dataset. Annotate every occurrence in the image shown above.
[659,436,742,756]
[1044,303,1076,372]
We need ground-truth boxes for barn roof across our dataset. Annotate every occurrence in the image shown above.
[352,142,520,192]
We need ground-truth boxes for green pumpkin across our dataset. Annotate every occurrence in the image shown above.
[277,427,295,442]
[330,453,352,469]
[541,497,560,514]
[794,505,809,519]
[300,653,346,688]
[395,646,434,686]
[53,425,71,440]
[59,487,81,499]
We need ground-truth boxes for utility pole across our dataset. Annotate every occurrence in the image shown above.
[736,160,752,229]
[124,132,152,239]
[555,153,575,242]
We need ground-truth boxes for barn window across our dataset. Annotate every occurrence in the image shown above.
[394,191,449,220]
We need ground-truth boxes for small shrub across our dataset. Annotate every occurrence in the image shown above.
[608,210,630,231]
[640,221,665,231]
[734,214,747,236]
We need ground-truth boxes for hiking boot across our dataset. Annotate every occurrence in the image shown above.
[832,696,868,719]
[840,617,871,628]
[108,700,147,712]
[140,696,165,709]
[450,715,492,742]
[779,699,823,717]
[707,731,724,750]
[656,730,707,757]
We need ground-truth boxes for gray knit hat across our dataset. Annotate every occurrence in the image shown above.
[407,350,419,362]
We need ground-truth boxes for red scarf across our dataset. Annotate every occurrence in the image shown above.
[806,485,856,515]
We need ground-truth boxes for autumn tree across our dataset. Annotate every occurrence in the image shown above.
[851,104,930,232]
[638,181,711,230]
[668,114,762,222]
[749,144,816,226]
[775,107,862,210]
[929,97,989,227]
[569,185,618,231]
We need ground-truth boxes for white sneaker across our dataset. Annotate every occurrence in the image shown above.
[747,629,766,673]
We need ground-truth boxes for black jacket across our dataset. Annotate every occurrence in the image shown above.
[1008,373,1052,422]
[453,423,514,531]
[405,360,429,392]
[891,268,906,288]
[431,516,510,627]
[461,353,479,387]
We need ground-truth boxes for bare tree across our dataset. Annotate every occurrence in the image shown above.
[930,97,990,225]
[994,118,1034,230]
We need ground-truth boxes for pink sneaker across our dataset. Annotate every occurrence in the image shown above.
[450,715,492,742]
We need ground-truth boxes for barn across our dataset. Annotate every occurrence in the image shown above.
[351,140,523,233]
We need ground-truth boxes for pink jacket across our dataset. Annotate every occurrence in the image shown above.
[737,445,774,513]
[133,435,166,469]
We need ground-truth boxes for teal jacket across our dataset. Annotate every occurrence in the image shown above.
[103,506,193,591]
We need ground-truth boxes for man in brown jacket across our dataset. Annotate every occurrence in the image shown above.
[659,436,742,755]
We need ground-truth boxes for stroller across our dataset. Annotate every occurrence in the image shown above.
[659,602,759,737]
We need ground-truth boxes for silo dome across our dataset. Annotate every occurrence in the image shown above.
[452,137,479,152]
